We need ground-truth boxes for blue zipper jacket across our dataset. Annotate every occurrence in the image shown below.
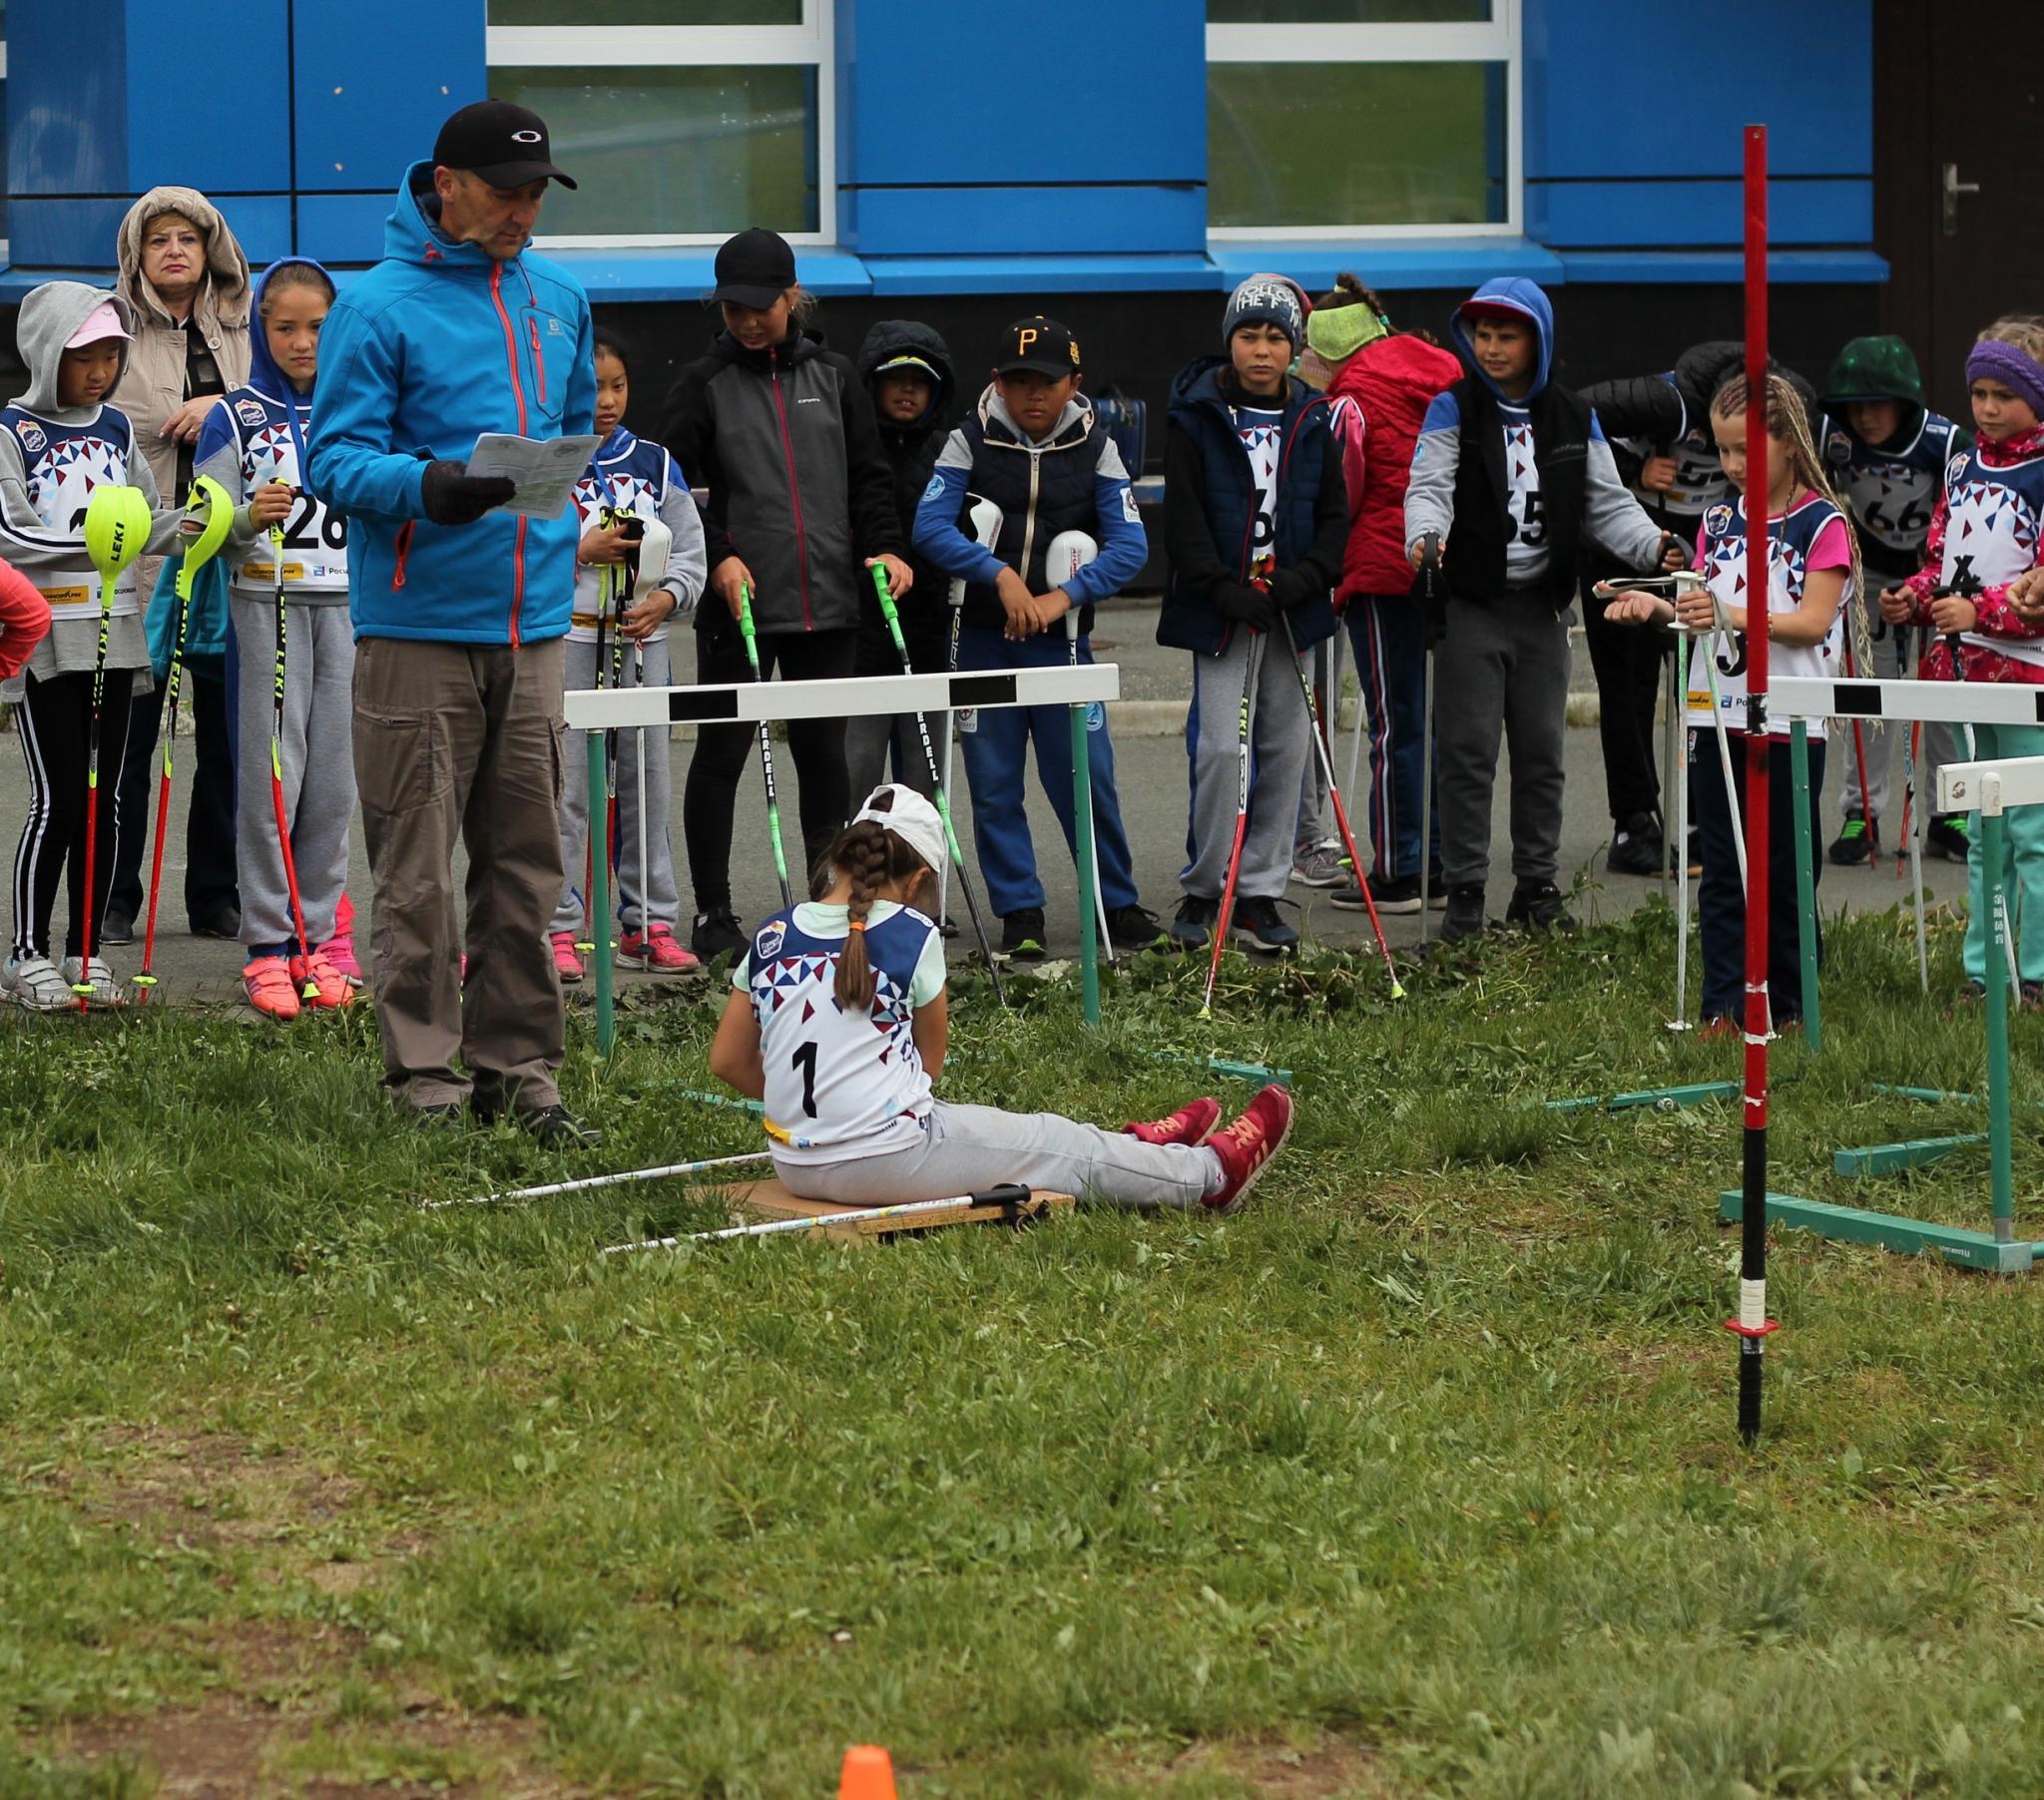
[304,163,596,646]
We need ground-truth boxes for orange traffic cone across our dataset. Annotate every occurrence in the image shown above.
[838,1744,898,1799]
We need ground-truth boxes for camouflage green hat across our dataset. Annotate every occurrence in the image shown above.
[1823,335,1926,409]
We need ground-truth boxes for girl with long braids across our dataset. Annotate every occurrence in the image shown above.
[709,784,1293,1213]
[1604,370,1857,1034]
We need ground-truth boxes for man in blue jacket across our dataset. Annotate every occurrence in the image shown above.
[306,101,598,1139]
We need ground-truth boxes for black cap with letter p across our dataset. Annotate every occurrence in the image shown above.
[997,316,1082,376]
[432,100,578,190]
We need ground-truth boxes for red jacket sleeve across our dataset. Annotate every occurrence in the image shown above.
[0,557,52,681]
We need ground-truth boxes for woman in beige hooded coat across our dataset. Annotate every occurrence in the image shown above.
[105,187,253,946]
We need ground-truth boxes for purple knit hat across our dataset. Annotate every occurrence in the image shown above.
[1966,339,2044,420]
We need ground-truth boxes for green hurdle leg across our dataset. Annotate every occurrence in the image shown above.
[1072,703,1100,1027]
[1789,718,1821,1052]
[588,729,614,1057]
[1983,809,2015,1243]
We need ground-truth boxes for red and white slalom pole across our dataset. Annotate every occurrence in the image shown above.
[1731,124,1781,1445]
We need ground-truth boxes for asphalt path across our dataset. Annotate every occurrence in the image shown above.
[3,600,1948,1009]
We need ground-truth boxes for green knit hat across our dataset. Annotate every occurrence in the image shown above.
[1823,334,1926,409]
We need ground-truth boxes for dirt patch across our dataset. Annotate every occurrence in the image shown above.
[43,1702,579,1799]
[1119,1734,1394,1797]
[86,1426,362,1554]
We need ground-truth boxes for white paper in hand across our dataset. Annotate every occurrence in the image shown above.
[467,432,602,520]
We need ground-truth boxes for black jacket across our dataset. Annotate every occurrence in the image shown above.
[1444,372,1592,612]
[658,325,902,640]
[853,319,955,674]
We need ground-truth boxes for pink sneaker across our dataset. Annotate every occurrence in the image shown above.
[1123,1096,1221,1146]
[319,892,363,989]
[243,955,301,1022]
[550,931,584,983]
[619,923,701,973]
[1201,1085,1294,1214]
[296,951,354,1010]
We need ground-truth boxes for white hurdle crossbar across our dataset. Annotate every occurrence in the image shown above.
[1773,675,2044,730]
[565,666,1123,1052]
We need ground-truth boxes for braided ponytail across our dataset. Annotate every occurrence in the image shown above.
[816,788,938,1012]
[1712,370,1867,671]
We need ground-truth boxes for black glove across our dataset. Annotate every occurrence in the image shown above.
[1214,582,1278,636]
[420,459,517,527]
[1268,567,1319,613]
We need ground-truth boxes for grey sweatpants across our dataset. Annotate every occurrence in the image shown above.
[844,711,938,807]
[1182,630,1310,901]
[229,595,355,951]
[552,636,678,935]
[1837,614,1958,824]
[353,635,567,1114]
[1434,596,1572,890]
[778,1100,1220,1210]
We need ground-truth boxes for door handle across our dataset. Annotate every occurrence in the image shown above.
[1943,162,1980,236]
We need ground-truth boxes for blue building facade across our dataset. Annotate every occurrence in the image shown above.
[3,0,1914,432]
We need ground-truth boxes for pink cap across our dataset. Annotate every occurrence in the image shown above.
[65,302,131,350]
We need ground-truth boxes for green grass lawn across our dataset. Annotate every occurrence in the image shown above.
[8,902,2044,1798]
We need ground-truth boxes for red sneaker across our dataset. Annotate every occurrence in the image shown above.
[620,923,701,973]
[550,931,584,984]
[1699,1016,1740,1042]
[1200,1084,1293,1214]
[1123,1096,1221,1146]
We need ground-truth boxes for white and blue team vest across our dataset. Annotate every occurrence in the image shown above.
[1939,440,2044,671]
[569,429,680,647]
[1822,412,1964,565]
[1688,493,1850,738]
[1616,379,1729,519]
[0,404,144,617]
[215,386,348,595]
[740,900,942,1161]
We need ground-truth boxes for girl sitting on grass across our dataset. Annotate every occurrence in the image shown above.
[1603,371,1855,1036]
[708,784,1292,1213]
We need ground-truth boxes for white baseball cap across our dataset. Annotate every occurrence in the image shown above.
[853,784,946,878]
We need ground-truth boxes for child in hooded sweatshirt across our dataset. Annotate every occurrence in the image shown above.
[847,319,957,806]
[1403,278,1681,943]
[1159,275,1347,956]
[913,315,1160,961]
[550,327,708,983]
[193,258,359,1021]
[1820,334,1972,867]
[1881,317,2044,1004]
[0,282,182,1008]
[1301,274,1463,916]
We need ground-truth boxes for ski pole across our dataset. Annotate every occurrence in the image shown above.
[622,510,671,970]
[433,1148,772,1210]
[737,583,791,908]
[1417,534,1442,944]
[867,565,1005,1003]
[77,486,154,1008]
[1279,612,1403,999]
[1046,531,1116,962]
[942,497,1002,928]
[136,476,234,1003]
[1201,626,1267,1020]
[1837,628,1880,871]
[261,479,317,1001]
[1897,627,1929,991]
[605,1182,1037,1252]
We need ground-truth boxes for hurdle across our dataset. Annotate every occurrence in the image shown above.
[564,665,1122,1052]
[1716,739,2044,1272]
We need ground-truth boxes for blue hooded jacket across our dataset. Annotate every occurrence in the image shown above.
[304,163,596,646]
[1448,275,1554,400]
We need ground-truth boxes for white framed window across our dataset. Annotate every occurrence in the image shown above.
[486,0,834,247]
[1206,0,1520,238]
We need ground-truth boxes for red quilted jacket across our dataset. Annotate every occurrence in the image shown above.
[1325,333,1465,602]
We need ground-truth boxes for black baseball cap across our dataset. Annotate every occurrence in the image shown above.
[997,316,1081,376]
[713,227,798,309]
[433,100,577,190]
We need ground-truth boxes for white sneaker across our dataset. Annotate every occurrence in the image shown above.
[60,955,123,1006]
[5,953,76,1012]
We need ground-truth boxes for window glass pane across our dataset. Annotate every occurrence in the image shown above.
[490,1,798,21]
[1209,61,1505,227]
[1210,1,1489,20]
[489,65,817,235]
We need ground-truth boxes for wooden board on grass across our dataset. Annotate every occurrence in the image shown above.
[730,1177,1075,1243]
